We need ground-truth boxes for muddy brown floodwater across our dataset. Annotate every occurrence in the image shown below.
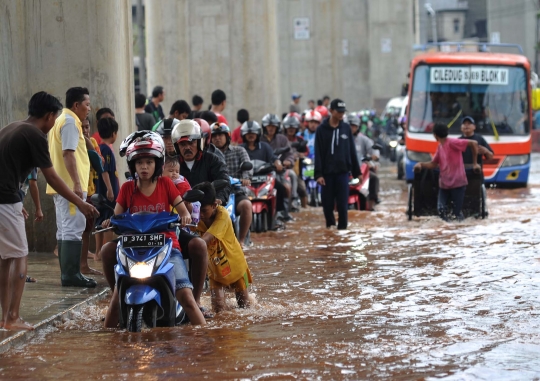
[1,157,540,380]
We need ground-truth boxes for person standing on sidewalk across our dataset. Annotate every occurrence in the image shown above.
[46,87,97,288]
[314,99,361,230]
[0,91,98,330]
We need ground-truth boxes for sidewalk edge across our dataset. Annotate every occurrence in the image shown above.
[0,288,110,355]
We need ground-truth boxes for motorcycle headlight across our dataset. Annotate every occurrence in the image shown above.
[245,187,256,199]
[389,140,398,148]
[258,181,272,198]
[118,249,128,268]
[128,256,156,279]
[154,246,169,268]
[501,154,529,167]
[406,150,431,162]
[303,158,312,165]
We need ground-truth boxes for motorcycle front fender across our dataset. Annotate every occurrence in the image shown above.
[252,201,267,214]
[125,284,162,307]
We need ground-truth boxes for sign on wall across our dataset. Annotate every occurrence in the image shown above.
[294,18,310,40]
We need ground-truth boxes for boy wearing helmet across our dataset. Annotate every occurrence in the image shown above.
[303,110,322,159]
[211,122,253,247]
[101,135,206,327]
[194,118,226,163]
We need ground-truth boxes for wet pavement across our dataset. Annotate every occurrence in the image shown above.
[1,155,539,380]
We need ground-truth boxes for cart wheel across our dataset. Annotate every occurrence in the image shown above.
[407,183,413,221]
[480,184,487,219]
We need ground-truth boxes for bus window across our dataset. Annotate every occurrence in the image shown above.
[409,65,529,136]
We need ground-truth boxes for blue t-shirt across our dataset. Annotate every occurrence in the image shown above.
[303,130,316,159]
[97,144,119,200]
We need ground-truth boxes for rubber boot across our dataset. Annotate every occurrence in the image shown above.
[60,240,97,288]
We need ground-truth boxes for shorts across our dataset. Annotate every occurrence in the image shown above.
[95,200,115,226]
[234,193,249,211]
[209,267,252,292]
[178,229,197,259]
[0,203,28,259]
[84,197,95,233]
[168,248,194,290]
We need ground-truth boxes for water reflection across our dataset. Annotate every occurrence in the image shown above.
[1,158,540,379]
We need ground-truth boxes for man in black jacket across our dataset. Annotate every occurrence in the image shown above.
[315,99,361,230]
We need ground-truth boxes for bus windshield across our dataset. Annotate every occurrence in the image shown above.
[409,65,529,136]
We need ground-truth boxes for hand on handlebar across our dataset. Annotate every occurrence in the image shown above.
[241,178,251,186]
[275,160,283,172]
[101,219,111,228]
[178,212,192,227]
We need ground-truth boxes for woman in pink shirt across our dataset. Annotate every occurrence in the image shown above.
[414,123,479,221]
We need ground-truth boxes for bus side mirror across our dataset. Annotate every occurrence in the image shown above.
[533,88,540,110]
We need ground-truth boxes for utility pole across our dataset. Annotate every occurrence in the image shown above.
[136,0,147,95]
[425,3,438,44]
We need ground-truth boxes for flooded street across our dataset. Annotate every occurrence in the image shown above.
[1,156,540,380]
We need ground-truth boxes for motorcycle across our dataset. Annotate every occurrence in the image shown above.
[91,190,204,332]
[245,159,277,233]
[213,161,253,241]
[302,157,321,207]
[348,158,371,210]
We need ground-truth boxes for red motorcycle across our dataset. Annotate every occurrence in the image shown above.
[245,159,277,233]
[347,160,371,210]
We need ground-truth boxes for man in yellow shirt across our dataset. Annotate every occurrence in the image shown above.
[193,182,252,313]
[46,87,96,288]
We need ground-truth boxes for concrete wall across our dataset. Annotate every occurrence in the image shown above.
[487,0,537,68]
[0,0,134,251]
[146,0,281,125]
[368,0,414,110]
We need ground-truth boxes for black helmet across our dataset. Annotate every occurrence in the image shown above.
[152,118,180,137]
[261,113,281,134]
[241,121,262,142]
[210,122,231,146]
[282,115,300,132]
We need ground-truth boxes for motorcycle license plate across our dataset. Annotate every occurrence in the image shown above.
[122,233,165,248]
[252,175,267,183]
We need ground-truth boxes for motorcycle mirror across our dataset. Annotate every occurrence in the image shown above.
[291,140,308,153]
[361,156,371,162]
[274,146,291,155]
[372,143,383,151]
[90,193,106,207]
[212,179,230,191]
[183,189,205,204]
[239,161,253,171]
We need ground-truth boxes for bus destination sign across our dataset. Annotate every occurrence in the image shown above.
[430,67,509,85]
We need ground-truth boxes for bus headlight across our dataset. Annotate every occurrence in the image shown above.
[406,150,431,162]
[501,154,529,167]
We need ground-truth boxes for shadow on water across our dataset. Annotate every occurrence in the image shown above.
[1,157,540,380]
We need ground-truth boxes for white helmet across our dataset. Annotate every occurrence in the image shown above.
[171,119,204,151]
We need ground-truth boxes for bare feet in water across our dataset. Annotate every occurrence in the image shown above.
[4,317,34,331]
[92,252,102,262]
[81,265,103,275]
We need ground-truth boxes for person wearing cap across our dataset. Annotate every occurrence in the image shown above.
[314,99,361,230]
[290,93,302,114]
[459,116,493,168]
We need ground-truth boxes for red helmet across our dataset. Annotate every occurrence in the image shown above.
[125,136,165,162]
[315,105,329,118]
[305,110,322,123]
[194,118,211,148]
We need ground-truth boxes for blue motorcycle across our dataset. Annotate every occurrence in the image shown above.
[92,190,203,332]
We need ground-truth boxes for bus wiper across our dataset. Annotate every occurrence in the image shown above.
[485,107,500,141]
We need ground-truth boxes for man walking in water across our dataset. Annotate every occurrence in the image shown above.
[315,99,361,230]
[0,92,97,330]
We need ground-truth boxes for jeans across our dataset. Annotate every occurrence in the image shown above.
[321,173,350,229]
[438,186,466,221]
[168,248,194,290]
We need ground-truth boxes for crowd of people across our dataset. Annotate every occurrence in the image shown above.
[0,86,399,330]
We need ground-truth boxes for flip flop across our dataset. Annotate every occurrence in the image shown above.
[25,276,37,283]
[199,306,214,319]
